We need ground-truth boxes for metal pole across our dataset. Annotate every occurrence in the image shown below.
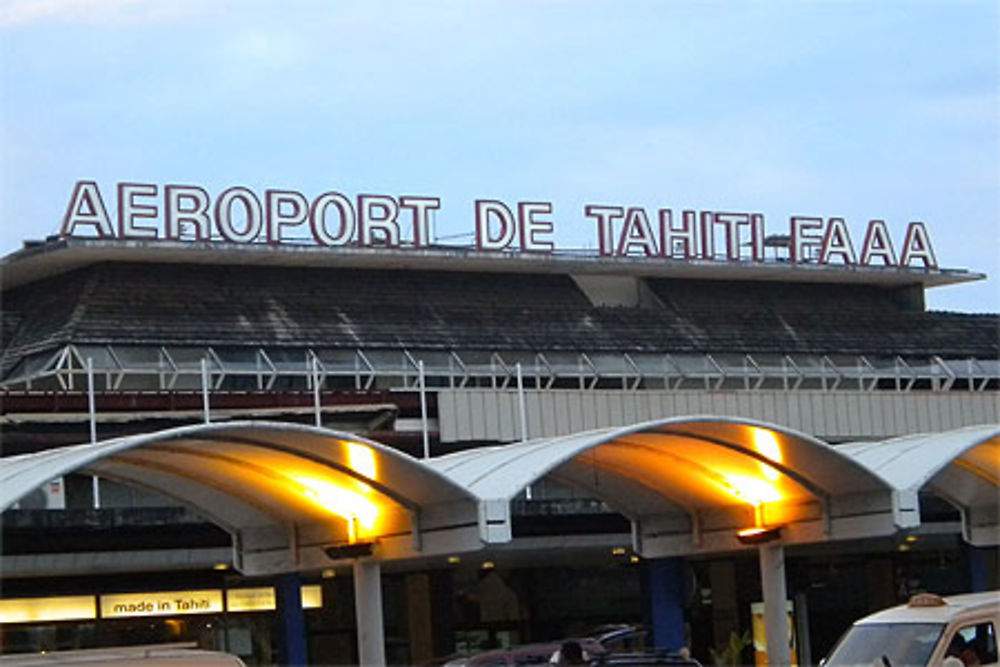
[87,358,101,509]
[201,358,211,424]
[419,360,430,459]
[516,362,528,441]
[517,362,532,499]
[221,572,231,654]
[312,354,322,427]
[759,542,791,666]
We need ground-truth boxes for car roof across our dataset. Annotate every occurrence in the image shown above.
[854,591,1000,625]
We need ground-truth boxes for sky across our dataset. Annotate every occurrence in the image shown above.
[1,0,997,312]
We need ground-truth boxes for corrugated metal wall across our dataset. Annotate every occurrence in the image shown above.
[437,389,1000,442]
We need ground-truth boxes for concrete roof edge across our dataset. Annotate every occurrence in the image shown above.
[1,237,985,291]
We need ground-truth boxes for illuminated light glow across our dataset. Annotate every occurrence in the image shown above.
[226,587,275,613]
[751,428,783,482]
[736,525,783,545]
[101,590,223,618]
[346,442,377,481]
[321,569,336,579]
[447,556,461,565]
[212,563,229,570]
[738,527,767,538]
[721,474,783,505]
[226,585,321,612]
[292,475,380,540]
[0,595,96,624]
[629,555,640,564]
[481,561,496,570]
[905,535,918,543]
[300,585,323,609]
[611,547,627,556]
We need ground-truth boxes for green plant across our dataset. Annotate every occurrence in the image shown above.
[709,630,751,666]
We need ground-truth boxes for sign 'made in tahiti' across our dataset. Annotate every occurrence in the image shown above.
[61,180,939,269]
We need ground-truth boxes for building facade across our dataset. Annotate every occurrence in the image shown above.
[1,236,998,664]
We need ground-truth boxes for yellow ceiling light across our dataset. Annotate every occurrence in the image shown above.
[736,525,783,545]
[751,427,783,481]
[291,475,380,541]
[346,442,377,481]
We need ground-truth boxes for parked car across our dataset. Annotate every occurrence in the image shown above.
[0,643,246,666]
[586,625,649,654]
[591,651,700,666]
[441,639,605,667]
[822,591,999,667]
[440,625,665,667]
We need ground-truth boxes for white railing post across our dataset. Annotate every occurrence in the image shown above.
[201,358,211,424]
[312,354,322,427]
[419,361,430,459]
[87,358,101,509]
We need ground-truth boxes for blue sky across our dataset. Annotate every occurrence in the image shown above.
[1,0,997,311]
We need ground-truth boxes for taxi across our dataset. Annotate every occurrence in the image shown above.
[823,591,999,666]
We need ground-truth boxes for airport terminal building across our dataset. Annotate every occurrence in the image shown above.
[2,204,998,666]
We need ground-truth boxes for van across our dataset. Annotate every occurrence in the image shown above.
[823,591,999,666]
[0,643,246,666]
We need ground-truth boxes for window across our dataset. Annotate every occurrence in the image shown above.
[946,621,997,666]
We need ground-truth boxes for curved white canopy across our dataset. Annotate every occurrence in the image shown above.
[0,421,484,574]
[3,419,995,569]
[429,416,910,557]
[839,424,1000,546]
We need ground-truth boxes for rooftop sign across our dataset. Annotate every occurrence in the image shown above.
[60,180,939,269]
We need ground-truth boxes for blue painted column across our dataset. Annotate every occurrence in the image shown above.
[642,557,686,651]
[276,572,307,666]
[969,546,989,592]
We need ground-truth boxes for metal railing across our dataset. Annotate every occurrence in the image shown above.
[2,344,997,394]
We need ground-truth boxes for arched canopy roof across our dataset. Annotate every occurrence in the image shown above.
[0,421,485,574]
[838,424,1000,546]
[3,418,994,570]
[429,416,911,557]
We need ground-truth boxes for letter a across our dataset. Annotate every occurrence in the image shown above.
[900,222,938,269]
[61,181,114,238]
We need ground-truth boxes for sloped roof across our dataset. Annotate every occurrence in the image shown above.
[3,264,996,372]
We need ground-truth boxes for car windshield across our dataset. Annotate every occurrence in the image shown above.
[824,622,945,666]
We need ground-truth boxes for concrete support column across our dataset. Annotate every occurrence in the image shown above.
[759,543,791,667]
[354,559,386,667]
[642,557,686,650]
[276,572,307,666]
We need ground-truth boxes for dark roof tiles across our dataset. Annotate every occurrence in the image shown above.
[1,263,996,366]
